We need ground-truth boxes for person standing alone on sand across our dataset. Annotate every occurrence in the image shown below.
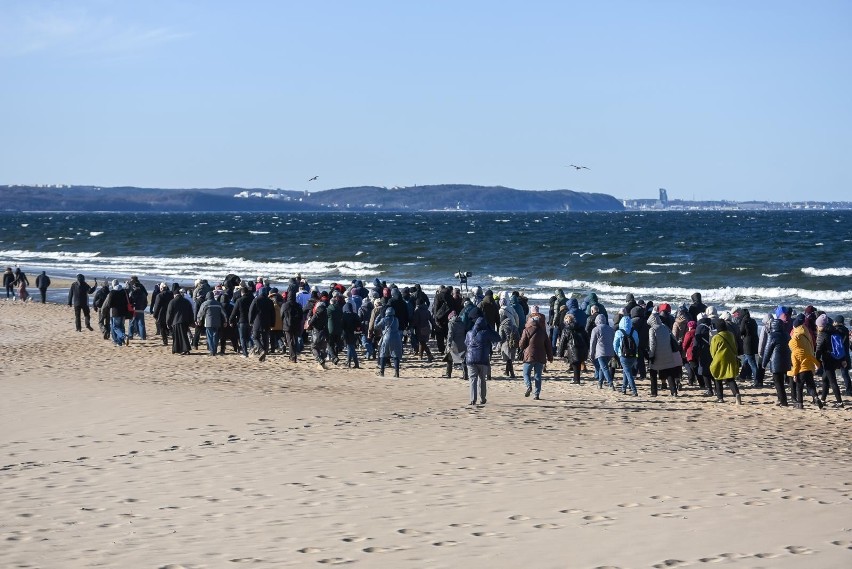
[67,274,95,332]
[35,271,50,303]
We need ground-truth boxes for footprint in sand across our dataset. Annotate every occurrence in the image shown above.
[651,512,679,519]
[297,547,322,554]
[753,552,781,559]
[831,540,852,549]
[679,505,702,510]
[471,531,500,537]
[448,522,476,528]
[761,487,788,493]
[432,541,458,547]
[716,492,740,497]
[397,528,430,536]
[652,560,686,568]
[533,523,562,529]
[649,495,674,500]
[559,509,585,514]
[341,536,368,543]
[317,558,354,565]
[582,515,613,523]
[362,546,398,553]
[617,503,641,508]
[785,545,814,555]
[508,514,530,521]
[744,500,767,506]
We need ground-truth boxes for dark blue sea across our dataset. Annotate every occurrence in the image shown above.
[2,211,851,317]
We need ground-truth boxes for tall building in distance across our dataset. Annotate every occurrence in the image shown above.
[659,188,669,208]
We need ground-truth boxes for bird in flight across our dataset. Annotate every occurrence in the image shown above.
[308,176,318,181]
[565,164,590,170]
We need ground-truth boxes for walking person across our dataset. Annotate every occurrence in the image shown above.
[308,298,331,369]
[410,297,436,362]
[67,274,95,332]
[166,288,194,355]
[127,276,148,340]
[647,312,683,397]
[229,284,254,358]
[465,316,501,405]
[739,308,761,387]
[248,288,275,361]
[709,320,743,404]
[444,311,468,379]
[761,318,791,406]
[518,311,553,400]
[282,285,304,363]
[196,291,224,356]
[833,315,852,396]
[341,301,361,368]
[3,267,14,299]
[100,280,132,347]
[814,314,845,407]
[151,283,173,346]
[589,313,616,389]
[498,307,520,379]
[376,307,403,377]
[613,314,640,396]
[35,271,50,303]
[558,313,588,384]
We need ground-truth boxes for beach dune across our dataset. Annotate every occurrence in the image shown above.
[1,301,851,568]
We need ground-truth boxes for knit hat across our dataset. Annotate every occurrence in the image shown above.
[658,303,670,313]
[687,321,696,329]
[835,315,845,325]
[793,314,805,327]
[531,305,540,314]
[815,314,830,328]
[705,306,717,317]
[720,311,732,321]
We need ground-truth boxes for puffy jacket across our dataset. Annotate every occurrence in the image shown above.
[102,288,132,318]
[518,315,553,364]
[327,299,343,336]
[376,307,403,358]
[559,320,588,363]
[411,304,435,340]
[740,310,758,355]
[647,313,683,370]
[761,319,791,374]
[589,313,616,359]
[248,294,275,329]
[465,317,501,365]
[67,274,93,307]
[478,293,500,329]
[613,314,639,359]
[281,298,304,332]
[447,314,467,364]
[229,292,253,325]
[815,327,843,371]
[710,330,739,380]
[308,302,329,333]
[682,326,697,362]
[197,294,224,328]
[566,298,587,329]
[341,302,360,344]
[788,325,820,377]
[129,283,148,311]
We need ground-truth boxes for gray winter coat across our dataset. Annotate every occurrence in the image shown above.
[647,313,683,371]
[589,314,615,360]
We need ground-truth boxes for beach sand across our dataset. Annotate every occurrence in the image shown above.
[2,301,851,568]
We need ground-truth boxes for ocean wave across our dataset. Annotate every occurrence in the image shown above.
[0,249,381,281]
[489,275,520,282]
[597,268,620,274]
[535,279,852,304]
[801,267,852,277]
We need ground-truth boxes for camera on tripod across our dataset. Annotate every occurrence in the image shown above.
[454,270,472,291]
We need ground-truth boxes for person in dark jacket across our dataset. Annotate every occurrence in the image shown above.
[375,307,404,377]
[738,309,760,386]
[308,300,330,369]
[358,295,376,360]
[3,267,14,299]
[166,289,194,355]
[127,276,148,341]
[67,273,95,331]
[478,289,500,332]
[834,315,852,396]
[92,280,111,338]
[814,315,845,407]
[432,285,452,354]
[688,292,707,323]
[196,291,224,356]
[630,305,650,380]
[444,311,468,380]
[101,281,132,347]
[282,285,304,363]
[341,301,361,368]
[151,283,174,346]
[410,298,435,362]
[761,318,792,406]
[229,284,254,357]
[465,316,501,405]
[248,288,275,361]
[558,314,588,384]
[518,312,553,400]
[694,317,715,396]
[35,271,50,303]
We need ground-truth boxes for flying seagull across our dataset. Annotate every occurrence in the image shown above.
[308,176,318,181]
[565,164,590,170]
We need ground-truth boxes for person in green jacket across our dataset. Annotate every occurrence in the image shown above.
[710,320,743,404]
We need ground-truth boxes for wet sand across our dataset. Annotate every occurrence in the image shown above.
[1,301,851,568]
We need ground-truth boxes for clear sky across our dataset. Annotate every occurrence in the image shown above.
[1,1,850,201]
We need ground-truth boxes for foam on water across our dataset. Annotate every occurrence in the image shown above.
[801,267,852,277]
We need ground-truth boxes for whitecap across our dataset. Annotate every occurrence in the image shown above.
[597,268,620,274]
[630,270,661,275]
[248,230,270,235]
[20,223,28,227]
[489,275,519,283]
[762,273,786,278]
[89,231,104,237]
[355,251,364,256]
[647,262,680,267]
[217,230,231,233]
[801,267,852,277]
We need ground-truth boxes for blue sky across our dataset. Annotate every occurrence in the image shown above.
[1,1,849,201]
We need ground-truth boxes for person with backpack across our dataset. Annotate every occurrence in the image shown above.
[559,313,588,385]
[613,313,640,396]
[814,314,845,407]
[465,316,501,405]
[499,307,520,379]
[518,312,553,400]
[100,280,133,347]
[833,315,852,396]
[761,318,792,406]
[647,311,683,397]
[589,313,617,389]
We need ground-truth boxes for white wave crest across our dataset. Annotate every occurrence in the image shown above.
[801,267,852,277]
[597,268,620,274]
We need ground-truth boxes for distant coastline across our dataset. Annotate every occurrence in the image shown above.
[2,184,850,212]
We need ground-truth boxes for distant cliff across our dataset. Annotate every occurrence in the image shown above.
[0,184,625,212]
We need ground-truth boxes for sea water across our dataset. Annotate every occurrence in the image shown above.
[2,210,851,316]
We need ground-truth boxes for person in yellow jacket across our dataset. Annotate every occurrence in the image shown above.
[788,316,824,410]
[709,320,743,404]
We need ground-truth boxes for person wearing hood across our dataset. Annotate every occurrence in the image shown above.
[101,280,133,347]
[756,312,774,384]
[67,273,96,332]
[3,267,14,299]
[358,294,376,360]
[152,283,174,347]
[326,292,345,365]
[549,289,569,348]
[613,313,640,395]
[341,301,361,368]
[559,313,589,385]
[376,306,403,377]
[165,288,194,355]
[814,315,845,407]
[694,315,715,396]
[499,307,520,378]
[478,289,500,332]
[127,276,149,341]
[248,288,275,362]
[229,284,254,357]
[411,298,436,362]
[518,311,553,400]
[510,291,527,329]
[624,293,638,317]
[788,314,823,410]
[499,291,519,330]
[281,284,304,363]
[465,316,501,405]
[444,311,468,380]
[682,320,698,386]
[630,305,650,381]
[583,292,607,321]
[566,297,587,330]
[672,308,690,343]
[589,314,615,389]
[308,297,330,369]
[834,315,852,396]
[761,318,792,406]
[688,292,707,322]
[647,312,683,397]
[93,280,111,338]
[431,285,452,354]
[738,309,760,387]
[196,291,224,356]
[709,320,743,404]
[35,271,50,304]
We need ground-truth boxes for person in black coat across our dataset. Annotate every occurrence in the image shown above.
[248,288,275,361]
[151,284,174,346]
[281,285,304,363]
[67,273,95,331]
[308,300,330,368]
[35,271,50,303]
[761,318,791,406]
[229,284,254,357]
[814,315,845,406]
[834,315,852,396]
[738,309,760,386]
[688,292,707,323]
[166,290,194,355]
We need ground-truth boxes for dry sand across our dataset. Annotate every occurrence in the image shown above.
[1,300,851,568]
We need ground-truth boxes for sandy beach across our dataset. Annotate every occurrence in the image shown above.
[2,300,851,568]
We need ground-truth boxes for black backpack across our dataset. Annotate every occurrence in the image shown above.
[619,330,638,358]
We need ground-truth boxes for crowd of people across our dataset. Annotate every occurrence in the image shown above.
[56,272,852,409]
[3,266,51,303]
